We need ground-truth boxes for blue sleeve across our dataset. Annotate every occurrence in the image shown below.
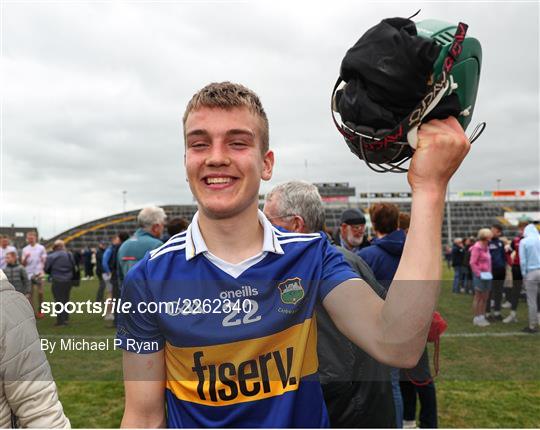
[116,260,165,353]
[102,247,112,273]
[319,238,359,301]
[519,240,527,276]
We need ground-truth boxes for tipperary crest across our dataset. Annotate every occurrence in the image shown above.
[277,277,305,305]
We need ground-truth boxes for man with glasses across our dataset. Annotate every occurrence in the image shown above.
[337,208,369,253]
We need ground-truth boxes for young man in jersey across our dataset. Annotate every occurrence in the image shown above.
[117,82,470,428]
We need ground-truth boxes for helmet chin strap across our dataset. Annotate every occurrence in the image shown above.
[332,21,487,172]
[406,75,486,148]
[406,79,450,149]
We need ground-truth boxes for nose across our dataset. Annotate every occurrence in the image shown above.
[205,142,231,167]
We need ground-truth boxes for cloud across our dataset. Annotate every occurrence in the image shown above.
[2,1,538,238]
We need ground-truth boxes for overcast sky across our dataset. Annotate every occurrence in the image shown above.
[1,1,538,239]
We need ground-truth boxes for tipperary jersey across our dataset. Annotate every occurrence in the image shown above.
[116,210,358,428]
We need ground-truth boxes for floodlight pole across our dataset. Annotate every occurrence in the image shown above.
[122,190,127,212]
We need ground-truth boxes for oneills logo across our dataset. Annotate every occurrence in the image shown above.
[277,278,305,305]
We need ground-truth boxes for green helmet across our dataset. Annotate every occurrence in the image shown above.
[416,19,482,131]
[331,17,486,173]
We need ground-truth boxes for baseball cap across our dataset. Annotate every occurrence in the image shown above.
[340,208,366,225]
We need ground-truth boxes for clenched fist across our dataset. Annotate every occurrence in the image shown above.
[408,117,470,194]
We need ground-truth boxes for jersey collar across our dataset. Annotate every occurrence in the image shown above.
[185,210,284,261]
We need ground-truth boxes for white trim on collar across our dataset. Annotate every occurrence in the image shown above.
[185,210,284,262]
[259,210,284,256]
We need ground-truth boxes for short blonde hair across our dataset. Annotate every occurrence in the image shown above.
[182,82,269,154]
[477,228,493,241]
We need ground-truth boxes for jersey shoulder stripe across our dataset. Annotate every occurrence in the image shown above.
[277,236,321,245]
[272,227,321,238]
[168,230,188,242]
[149,232,187,257]
[149,243,187,261]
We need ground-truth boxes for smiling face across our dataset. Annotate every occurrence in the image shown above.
[184,106,274,219]
[340,223,365,247]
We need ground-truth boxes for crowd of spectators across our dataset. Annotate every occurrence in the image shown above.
[1,196,537,428]
[0,207,189,328]
[263,183,540,428]
[450,221,540,332]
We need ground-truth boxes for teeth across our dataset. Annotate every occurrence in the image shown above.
[207,177,232,184]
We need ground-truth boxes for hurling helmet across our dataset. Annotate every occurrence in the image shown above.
[331,16,485,172]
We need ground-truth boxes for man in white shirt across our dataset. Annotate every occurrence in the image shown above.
[22,231,47,318]
[0,235,17,270]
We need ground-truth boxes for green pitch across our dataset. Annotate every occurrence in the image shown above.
[36,266,540,428]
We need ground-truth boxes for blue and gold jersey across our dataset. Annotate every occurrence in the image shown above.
[117,211,358,428]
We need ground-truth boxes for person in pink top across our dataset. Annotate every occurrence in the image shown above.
[470,228,493,327]
[21,231,47,318]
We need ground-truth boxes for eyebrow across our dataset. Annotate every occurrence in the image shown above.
[186,129,255,139]
[225,129,255,139]
[186,129,210,138]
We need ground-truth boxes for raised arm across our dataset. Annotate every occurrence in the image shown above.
[324,117,470,367]
[121,350,166,428]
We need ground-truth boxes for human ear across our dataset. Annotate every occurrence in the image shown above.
[261,150,274,181]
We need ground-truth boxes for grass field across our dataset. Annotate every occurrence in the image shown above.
[36,266,540,428]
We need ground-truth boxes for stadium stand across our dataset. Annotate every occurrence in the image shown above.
[43,205,197,250]
[41,190,539,250]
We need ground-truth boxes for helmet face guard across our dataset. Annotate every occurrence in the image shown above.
[331,18,485,173]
